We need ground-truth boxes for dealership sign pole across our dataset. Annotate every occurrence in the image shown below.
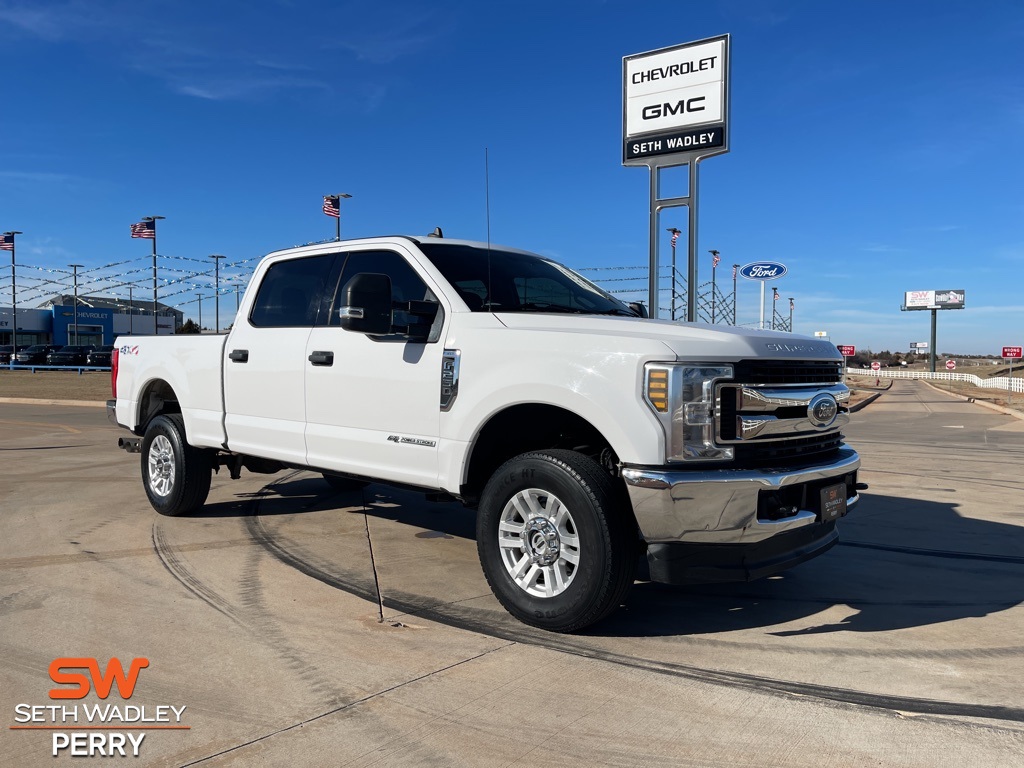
[623,35,729,321]
[738,262,787,329]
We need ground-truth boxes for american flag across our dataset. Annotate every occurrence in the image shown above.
[670,230,679,247]
[130,221,155,239]
[772,287,780,300]
[323,195,340,218]
[711,252,721,268]
[790,298,795,311]
[0,234,13,251]
[732,265,737,279]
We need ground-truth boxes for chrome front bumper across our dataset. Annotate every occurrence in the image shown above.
[621,447,860,545]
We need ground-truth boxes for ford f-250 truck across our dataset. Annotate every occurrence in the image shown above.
[108,234,861,632]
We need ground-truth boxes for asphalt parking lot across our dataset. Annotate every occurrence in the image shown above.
[2,379,1023,766]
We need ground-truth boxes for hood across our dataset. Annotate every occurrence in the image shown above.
[494,314,843,362]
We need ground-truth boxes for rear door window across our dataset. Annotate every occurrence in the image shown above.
[249,254,335,327]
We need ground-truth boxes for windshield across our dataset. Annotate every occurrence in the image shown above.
[417,242,639,316]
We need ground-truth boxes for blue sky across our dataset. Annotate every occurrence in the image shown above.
[1,0,1022,354]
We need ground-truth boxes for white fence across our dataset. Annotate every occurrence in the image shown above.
[846,368,1024,394]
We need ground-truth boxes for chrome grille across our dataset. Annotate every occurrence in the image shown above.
[718,360,848,466]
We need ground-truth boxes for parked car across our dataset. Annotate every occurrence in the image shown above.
[47,345,95,366]
[86,345,115,368]
[0,345,28,364]
[13,344,62,365]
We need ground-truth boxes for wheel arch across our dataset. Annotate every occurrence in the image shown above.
[462,403,627,506]
[133,378,181,434]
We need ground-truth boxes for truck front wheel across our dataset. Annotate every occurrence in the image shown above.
[477,450,636,632]
[141,414,212,516]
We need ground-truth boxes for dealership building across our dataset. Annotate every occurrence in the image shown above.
[1,297,183,347]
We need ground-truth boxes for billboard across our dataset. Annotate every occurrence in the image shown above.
[622,35,729,164]
[903,289,965,310]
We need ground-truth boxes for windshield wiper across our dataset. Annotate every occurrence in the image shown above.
[593,308,640,317]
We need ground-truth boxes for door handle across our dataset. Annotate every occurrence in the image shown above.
[229,349,249,363]
[308,350,334,366]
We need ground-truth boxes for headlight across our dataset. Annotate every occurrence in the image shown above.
[644,363,734,462]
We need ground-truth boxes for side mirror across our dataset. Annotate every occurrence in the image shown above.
[338,273,392,334]
[628,301,649,318]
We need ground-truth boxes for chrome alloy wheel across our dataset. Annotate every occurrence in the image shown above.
[498,488,580,598]
[147,435,175,497]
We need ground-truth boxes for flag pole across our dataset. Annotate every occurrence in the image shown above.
[152,227,158,334]
[324,193,352,241]
[709,249,720,324]
[731,264,739,326]
[2,231,22,348]
[139,215,165,334]
[666,228,680,321]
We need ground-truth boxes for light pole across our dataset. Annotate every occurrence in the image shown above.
[128,285,134,335]
[235,284,241,313]
[196,293,203,331]
[666,228,681,320]
[324,193,352,241]
[2,230,22,347]
[69,264,83,345]
[210,254,225,332]
[708,249,720,323]
[771,287,779,330]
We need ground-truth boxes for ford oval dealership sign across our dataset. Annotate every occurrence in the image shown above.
[739,262,787,281]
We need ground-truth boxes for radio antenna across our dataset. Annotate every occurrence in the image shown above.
[485,147,493,310]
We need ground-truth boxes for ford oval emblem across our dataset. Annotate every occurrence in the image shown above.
[807,393,838,428]
[739,262,788,281]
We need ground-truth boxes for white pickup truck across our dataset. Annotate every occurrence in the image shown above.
[109,234,861,631]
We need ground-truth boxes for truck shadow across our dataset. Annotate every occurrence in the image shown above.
[193,476,1024,639]
[594,491,1024,638]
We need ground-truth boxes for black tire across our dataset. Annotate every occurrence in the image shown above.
[477,449,637,632]
[141,414,212,516]
[321,473,368,492]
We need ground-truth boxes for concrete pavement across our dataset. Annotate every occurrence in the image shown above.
[1,379,1022,766]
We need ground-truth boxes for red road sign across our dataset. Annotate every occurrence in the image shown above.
[837,345,855,357]
[1002,346,1023,359]
[870,361,881,371]
[946,360,956,370]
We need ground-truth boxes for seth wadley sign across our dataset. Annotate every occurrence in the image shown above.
[623,36,728,162]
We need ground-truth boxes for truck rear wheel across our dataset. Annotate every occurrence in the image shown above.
[141,414,212,516]
[477,450,636,632]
